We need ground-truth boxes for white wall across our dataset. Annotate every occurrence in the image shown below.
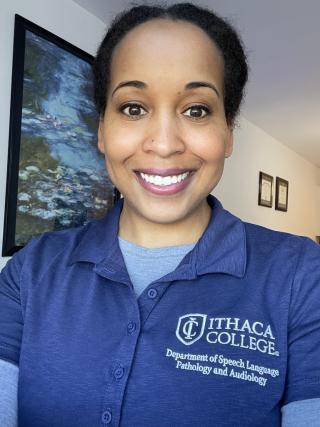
[214,117,320,240]
[0,0,106,270]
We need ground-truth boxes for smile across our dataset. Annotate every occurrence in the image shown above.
[134,169,195,196]
[140,171,190,186]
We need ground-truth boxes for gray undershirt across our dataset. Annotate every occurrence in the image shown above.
[0,359,18,427]
[118,236,196,296]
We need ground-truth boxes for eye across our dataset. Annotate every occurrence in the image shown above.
[183,105,211,119]
[120,103,147,119]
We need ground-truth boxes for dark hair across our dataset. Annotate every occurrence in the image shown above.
[93,2,248,126]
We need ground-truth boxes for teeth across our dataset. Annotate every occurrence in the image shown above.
[140,172,190,186]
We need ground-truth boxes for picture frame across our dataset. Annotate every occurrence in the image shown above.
[258,172,273,208]
[275,177,289,212]
[2,15,120,257]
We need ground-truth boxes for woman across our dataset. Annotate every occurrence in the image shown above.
[1,3,320,426]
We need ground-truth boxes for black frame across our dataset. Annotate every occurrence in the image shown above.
[275,177,289,212]
[2,15,120,256]
[258,171,273,208]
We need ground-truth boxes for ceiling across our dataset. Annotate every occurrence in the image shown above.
[73,0,320,168]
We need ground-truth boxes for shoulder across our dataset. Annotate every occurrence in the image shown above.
[23,221,92,261]
[243,221,318,259]
[241,221,320,302]
[212,196,314,258]
[2,197,123,287]
[6,218,101,283]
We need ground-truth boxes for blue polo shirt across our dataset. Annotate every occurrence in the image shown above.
[0,195,320,426]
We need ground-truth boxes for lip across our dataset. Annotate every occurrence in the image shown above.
[134,170,195,196]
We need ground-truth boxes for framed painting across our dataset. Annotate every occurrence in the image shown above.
[2,15,120,256]
[258,172,273,208]
[275,177,289,212]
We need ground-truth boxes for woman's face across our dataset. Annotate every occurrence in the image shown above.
[98,18,233,226]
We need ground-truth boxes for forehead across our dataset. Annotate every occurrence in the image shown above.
[109,18,224,89]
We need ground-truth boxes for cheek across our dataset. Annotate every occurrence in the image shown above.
[104,126,138,163]
[187,122,229,158]
[191,135,227,163]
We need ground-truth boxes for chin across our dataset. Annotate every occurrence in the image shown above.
[156,197,206,221]
[138,206,186,225]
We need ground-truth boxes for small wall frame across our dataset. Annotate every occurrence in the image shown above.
[275,177,289,212]
[258,172,273,208]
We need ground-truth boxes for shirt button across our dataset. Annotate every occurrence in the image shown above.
[127,321,136,334]
[114,366,124,379]
[102,409,112,424]
[147,288,158,299]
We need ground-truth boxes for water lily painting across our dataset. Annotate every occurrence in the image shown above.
[2,15,119,256]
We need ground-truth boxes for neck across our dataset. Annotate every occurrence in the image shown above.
[118,198,212,248]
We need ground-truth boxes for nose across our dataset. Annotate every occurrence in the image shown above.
[142,113,185,158]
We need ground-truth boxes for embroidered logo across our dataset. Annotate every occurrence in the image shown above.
[169,314,281,387]
[176,314,207,346]
[175,314,279,357]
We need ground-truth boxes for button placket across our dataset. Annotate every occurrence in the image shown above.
[101,298,141,427]
[138,282,170,325]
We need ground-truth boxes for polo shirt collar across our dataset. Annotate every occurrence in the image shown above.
[68,198,123,266]
[69,194,247,279]
[192,195,247,278]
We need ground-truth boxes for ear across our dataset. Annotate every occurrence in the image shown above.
[97,120,105,154]
[224,128,234,158]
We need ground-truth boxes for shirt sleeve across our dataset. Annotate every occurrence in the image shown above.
[281,398,320,426]
[283,237,320,405]
[0,359,18,427]
[0,245,28,366]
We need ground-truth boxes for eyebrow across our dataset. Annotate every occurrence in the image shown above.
[111,80,220,98]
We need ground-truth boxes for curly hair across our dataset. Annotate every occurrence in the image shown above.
[93,2,248,126]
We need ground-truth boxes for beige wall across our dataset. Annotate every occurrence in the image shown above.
[214,117,320,240]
